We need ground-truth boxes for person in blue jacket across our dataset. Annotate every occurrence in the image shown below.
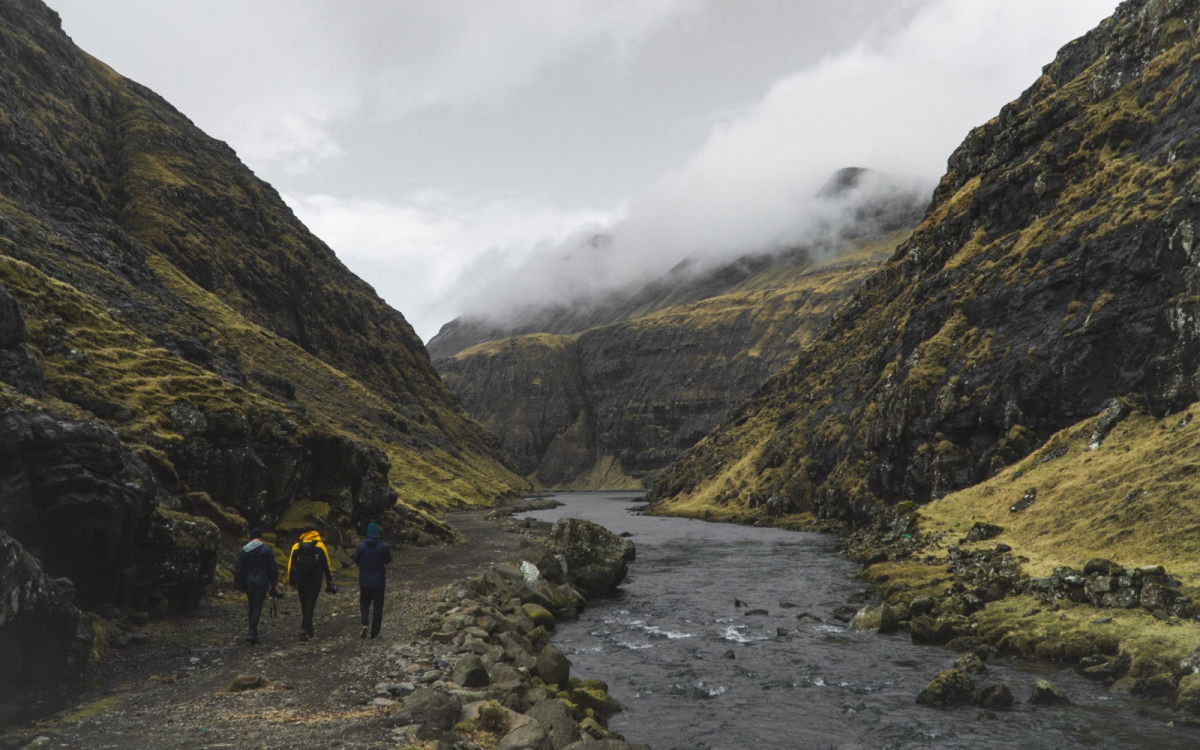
[352,522,393,639]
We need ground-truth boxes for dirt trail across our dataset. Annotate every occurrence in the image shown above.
[4,511,525,750]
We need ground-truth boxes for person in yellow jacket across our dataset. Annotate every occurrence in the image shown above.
[286,525,336,642]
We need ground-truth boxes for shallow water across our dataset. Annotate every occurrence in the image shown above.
[522,492,1199,750]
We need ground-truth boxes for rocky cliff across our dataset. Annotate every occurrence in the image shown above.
[438,235,907,488]
[0,0,525,713]
[650,0,1200,524]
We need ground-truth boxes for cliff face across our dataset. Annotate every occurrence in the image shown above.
[651,0,1200,523]
[0,0,525,710]
[438,238,905,488]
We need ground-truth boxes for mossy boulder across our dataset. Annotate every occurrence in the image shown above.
[523,603,557,630]
[1176,673,1200,714]
[1030,679,1070,705]
[915,668,977,707]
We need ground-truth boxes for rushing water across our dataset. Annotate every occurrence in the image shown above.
[520,492,1199,750]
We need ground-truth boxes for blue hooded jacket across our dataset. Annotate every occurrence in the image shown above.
[353,532,392,589]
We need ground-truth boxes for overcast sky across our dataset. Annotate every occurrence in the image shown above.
[53,0,1119,341]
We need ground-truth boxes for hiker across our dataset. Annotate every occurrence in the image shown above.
[232,527,279,645]
[286,524,336,642]
[352,522,393,639]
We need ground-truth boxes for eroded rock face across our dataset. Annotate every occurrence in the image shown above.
[651,0,1200,524]
[0,285,44,398]
[0,408,157,609]
[0,529,92,723]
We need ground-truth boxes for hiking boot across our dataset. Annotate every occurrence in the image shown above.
[246,635,260,645]
[298,630,309,643]
[360,626,369,640]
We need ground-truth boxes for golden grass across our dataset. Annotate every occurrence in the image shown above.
[919,410,1200,580]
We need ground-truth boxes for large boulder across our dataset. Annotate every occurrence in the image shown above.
[497,720,553,750]
[0,529,93,724]
[915,668,977,707]
[0,408,157,608]
[536,644,572,688]
[392,687,463,730]
[527,699,582,749]
[549,519,635,596]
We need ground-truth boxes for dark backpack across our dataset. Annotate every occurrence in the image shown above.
[293,541,322,583]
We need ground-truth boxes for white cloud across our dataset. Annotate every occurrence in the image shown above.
[436,0,1116,324]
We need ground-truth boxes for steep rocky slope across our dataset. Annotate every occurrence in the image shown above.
[438,235,908,488]
[651,0,1200,524]
[0,0,524,713]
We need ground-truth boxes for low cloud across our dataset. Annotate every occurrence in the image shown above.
[430,0,1115,330]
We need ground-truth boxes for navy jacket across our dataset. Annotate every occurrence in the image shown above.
[233,540,278,594]
[353,535,392,588]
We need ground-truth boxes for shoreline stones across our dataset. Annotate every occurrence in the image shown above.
[394,523,639,748]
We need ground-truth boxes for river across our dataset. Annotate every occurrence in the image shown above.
[520,492,1199,749]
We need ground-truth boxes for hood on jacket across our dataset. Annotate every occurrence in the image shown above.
[299,530,323,543]
[243,539,265,553]
[363,536,382,546]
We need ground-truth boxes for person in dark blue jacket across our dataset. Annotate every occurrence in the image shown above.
[352,522,393,639]
[233,528,279,645]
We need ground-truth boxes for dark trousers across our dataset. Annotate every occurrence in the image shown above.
[247,591,266,639]
[360,585,385,637]
[297,585,320,634]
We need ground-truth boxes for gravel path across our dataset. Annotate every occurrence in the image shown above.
[4,511,526,750]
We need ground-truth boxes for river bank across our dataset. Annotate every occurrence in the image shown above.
[531,492,1200,749]
[0,504,643,750]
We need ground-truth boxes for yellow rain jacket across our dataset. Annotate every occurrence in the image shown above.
[286,530,333,587]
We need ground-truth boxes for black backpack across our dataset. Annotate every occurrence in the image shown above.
[293,541,322,583]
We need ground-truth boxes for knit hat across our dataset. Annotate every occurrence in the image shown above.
[366,522,382,537]
[249,527,262,539]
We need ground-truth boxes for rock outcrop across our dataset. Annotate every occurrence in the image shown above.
[0,529,93,723]
[651,0,1200,524]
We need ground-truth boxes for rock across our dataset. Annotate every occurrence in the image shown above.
[916,669,977,707]
[562,742,652,750]
[907,596,936,618]
[225,674,271,692]
[975,684,1014,710]
[536,644,571,688]
[954,653,987,675]
[1010,489,1036,513]
[0,530,93,723]
[548,519,636,596]
[722,650,736,659]
[1029,679,1069,705]
[965,523,1003,542]
[497,719,553,750]
[1083,559,1126,577]
[1176,673,1200,715]
[909,615,972,645]
[0,286,44,397]
[832,605,859,623]
[453,654,490,688]
[744,609,769,617]
[394,687,462,730]
[522,603,557,630]
[527,699,582,749]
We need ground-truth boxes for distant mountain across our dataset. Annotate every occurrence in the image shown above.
[436,228,921,490]
[427,168,926,361]
[0,0,524,713]
[649,0,1200,526]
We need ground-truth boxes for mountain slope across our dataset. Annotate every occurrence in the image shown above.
[0,0,523,514]
[650,0,1200,524]
[438,234,907,488]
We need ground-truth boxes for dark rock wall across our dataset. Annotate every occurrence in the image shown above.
[651,0,1200,523]
[0,528,93,723]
